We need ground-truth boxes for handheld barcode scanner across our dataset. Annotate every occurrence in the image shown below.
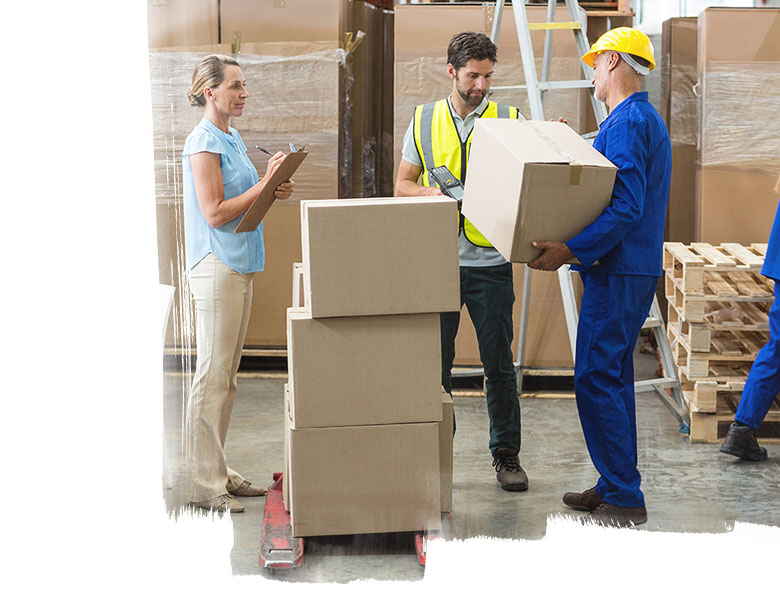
[428,166,464,209]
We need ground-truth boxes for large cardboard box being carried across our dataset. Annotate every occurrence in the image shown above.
[287,421,441,537]
[462,120,617,263]
[286,308,443,428]
[301,198,460,317]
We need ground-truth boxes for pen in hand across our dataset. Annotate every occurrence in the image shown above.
[255,145,273,156]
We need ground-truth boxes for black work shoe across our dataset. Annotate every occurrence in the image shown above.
[720,422,768,461]
[492,447,529,492]
[562,486,603,511]
[583,502,647,528]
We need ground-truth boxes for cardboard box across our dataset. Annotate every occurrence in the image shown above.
[283,384,291,510]
[696,167,780,245]
[439,390,454,513]
[220,0,346,44]
[661,17,697,245]
[287,421,441,537]
[696,8,780,244]
[287,308,443,427]
[462,119,616,263]
[146,0,219,49]
[301,198,460,317]
[291,263,304,309]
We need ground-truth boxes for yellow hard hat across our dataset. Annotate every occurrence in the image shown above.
[581,27,655,72]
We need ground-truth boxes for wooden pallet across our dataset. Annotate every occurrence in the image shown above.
[668,321,768,379]
[683,381,780,443]
[663,242,773,322]
[677,363,753,387]
[666,300,770,353]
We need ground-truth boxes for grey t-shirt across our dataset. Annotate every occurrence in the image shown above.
[401,95,507,268]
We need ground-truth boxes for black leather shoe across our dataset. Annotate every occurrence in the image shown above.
[583,502,647,528]
[720,422,768,461]
[562,486,603,511]
[492,447,529,492]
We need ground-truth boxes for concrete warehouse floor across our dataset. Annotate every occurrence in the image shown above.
[162,341,780,583]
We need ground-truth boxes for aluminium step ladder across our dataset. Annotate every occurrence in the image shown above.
[456,0,689,431]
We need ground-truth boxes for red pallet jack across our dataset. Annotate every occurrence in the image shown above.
[259,472,456,569]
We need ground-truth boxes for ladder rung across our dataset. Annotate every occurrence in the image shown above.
[528,22,582,31]
[537,80,595,91]
[642,318,662,328]
[635,377,680,392]
[493,80,595,93]
[452,367,485,378]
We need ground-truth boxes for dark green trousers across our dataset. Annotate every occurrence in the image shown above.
[440,263,521,454]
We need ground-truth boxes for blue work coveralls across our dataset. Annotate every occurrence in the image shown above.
[566,91,672,508]
[735,199,780,430]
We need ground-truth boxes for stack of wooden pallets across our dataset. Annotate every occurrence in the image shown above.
[663,242,780,443]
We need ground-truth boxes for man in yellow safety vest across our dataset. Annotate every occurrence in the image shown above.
[395,31,527,492]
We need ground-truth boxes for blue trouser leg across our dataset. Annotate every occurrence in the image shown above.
[574,272,657,508]
[458,263,521,454]
[736,279,780,430]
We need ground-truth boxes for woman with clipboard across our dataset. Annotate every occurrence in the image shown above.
[182,54,295,513]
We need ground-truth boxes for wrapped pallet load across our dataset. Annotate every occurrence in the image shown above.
[150,44,345,349]
[695,7,780,245]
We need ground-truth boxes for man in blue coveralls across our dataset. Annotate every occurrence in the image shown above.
[720,176,780,461]
[528,27,671,527]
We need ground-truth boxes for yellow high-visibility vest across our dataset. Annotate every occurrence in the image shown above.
[413,98,520,248]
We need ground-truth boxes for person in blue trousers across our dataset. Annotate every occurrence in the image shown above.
[720,178,780,461]
[528,28,671,528]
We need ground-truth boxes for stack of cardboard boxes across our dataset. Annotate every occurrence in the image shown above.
[661,8,780,247]
[695,8,780,245]
[283,197,459,537]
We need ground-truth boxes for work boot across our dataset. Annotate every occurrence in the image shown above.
[189,494,245,513]
[492,447,528,492]
[562,486,603,511]
[583,502,647,528]
[228,480,267,497]
[720,422,768,461]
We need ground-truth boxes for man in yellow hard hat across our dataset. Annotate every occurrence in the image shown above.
[528,27,671,527]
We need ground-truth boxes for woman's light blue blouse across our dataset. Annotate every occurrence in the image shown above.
[182,117,264,274]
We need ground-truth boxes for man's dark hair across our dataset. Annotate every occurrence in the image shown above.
[447,31,498,71]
